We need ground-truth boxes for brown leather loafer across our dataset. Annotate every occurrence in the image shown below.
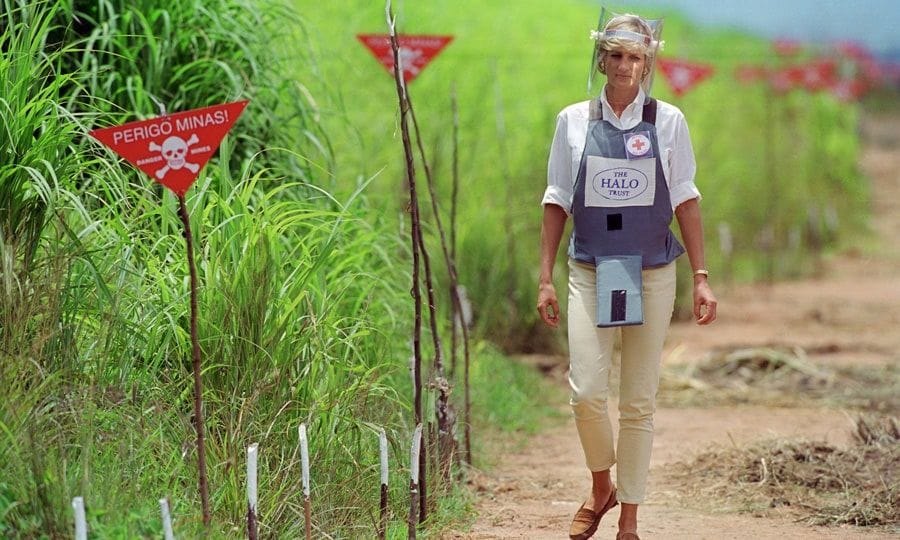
[616,532,640,540]
[569,487,618,540]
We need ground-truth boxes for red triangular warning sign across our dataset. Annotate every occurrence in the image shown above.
[828,79,866,102]
[657,58,715,97]
[357,34,453,83]
[734,64,768,85]
[797,59,838,92]
[89,100,249,196]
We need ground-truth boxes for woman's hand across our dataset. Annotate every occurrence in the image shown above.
[537,282,561,327]
[674,198,717,325]
[693,278,717,325]
[538,204,568,328]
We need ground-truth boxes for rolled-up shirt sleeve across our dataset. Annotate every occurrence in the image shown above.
[667,111,702,210]
[542,111,574,215]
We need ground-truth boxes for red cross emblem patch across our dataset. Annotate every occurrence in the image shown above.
[624,131,654,160]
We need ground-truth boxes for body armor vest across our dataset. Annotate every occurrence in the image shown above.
[568,97,685,268]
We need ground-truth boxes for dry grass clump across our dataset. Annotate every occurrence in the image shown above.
[693,346,832,391]
[668,415,899,529]
[659,346,899,411]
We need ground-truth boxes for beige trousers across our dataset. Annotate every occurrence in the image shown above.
[567,258,676,504]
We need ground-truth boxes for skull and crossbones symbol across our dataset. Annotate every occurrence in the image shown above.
[149,134,200,179]
[399,47,423,76]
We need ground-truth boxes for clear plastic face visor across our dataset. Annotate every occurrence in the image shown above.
[588,9,664,96]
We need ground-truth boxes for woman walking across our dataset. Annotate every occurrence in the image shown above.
[536,12,717,540]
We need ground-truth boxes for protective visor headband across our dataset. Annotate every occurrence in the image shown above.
[590,29,660,51]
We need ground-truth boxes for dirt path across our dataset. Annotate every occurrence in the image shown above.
[450,112,900,539]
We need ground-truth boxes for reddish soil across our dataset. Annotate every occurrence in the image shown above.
[448,112,900,539]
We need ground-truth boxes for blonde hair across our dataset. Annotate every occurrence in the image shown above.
[596,14,656,80]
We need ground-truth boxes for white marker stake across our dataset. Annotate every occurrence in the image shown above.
[248,443,259,511]
[410,424,423,482]
[408,423,423,539]
[379,428,389,540]
[379,428,389,487]
[72,497,87,540]
[247,443,259,540]
[299,423,310,497]
[299,424,312,540]
[159,498,175,540]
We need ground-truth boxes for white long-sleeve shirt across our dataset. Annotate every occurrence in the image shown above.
[542,86,701,215]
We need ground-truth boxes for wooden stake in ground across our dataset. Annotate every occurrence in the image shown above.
[72,497,87,540]
[159,498,176,540]
[379,428,389,540]
[449,84,460,380]
[385,0,428,521]
[247,443,259,540]
[448,85,474,467]
[299,423,312,540]
[408,424,423,540]
[177,195,211,526]
[449,87,474,467]
[407,83,464,480]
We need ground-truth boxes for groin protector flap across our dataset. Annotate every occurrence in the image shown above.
[595,255,644,327]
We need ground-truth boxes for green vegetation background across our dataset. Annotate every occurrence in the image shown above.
[301,0,864,349]
[1,0,865,537]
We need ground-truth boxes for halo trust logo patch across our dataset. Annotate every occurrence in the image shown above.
[592,167,651,201]
[585,156,656,208]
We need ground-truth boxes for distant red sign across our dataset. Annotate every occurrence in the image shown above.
[90,100,249,196]
[828,79,866,102]
[764,61,837,94]
[357,34,453,83]
[769,66,802,93]
[657,58,715,97]
[798,60,838,92]
[773,39,803,57]
[834,41,872,61]
[734,64,769,85]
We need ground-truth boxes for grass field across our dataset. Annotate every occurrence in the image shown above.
[297,0,865,348]
[0,0,869,536]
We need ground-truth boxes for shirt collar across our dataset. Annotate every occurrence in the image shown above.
[599,85,646,125]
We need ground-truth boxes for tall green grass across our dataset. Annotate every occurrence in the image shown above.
[57,0,333,186]
[0,1,396,537]
[1,3,89,536]
[2,0,566,536]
